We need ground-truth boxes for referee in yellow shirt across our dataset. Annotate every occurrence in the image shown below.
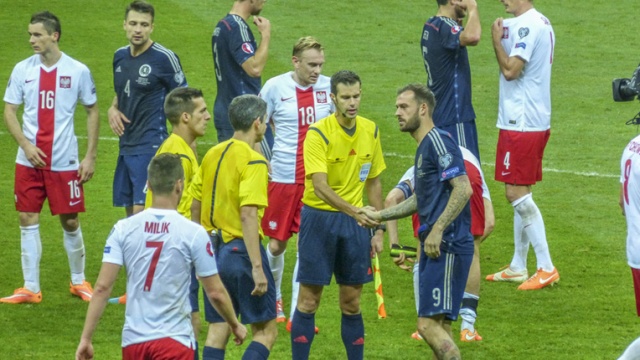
[189,94,277,360]
[290,70,386,360]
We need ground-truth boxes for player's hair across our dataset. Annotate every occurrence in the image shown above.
[147,153,184,196]
[164,87,204,126]
[397,83,436,117]
[436,0,448,6]
[330,70,361,95]
[125,0,155,21]
[228,95,267,132]
[30,11,61,41]
[292,36,323,57]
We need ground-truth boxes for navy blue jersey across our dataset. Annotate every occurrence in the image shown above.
[415,128,473,255]
[113,42,187,155]
[212,14,262,132]
[421,16,476,127]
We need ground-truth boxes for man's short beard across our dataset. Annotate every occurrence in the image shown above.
[400,115,420,133]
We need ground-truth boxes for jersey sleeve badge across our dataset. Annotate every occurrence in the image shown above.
[518,27,530,38]
[438,153,453,169]
[241,42,255,55]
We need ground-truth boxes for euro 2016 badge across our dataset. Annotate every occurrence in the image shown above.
[359,163,371,182]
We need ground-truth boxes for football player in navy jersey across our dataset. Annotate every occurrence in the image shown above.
[108,0,187,218]
[421,0,481,160]
[212,0,273,156]
[360,84,472,360]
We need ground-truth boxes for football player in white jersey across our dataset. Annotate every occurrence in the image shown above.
[620,134,640,316]
[486,0,560,290]
[258,37,333,329]
[75,154,246,360]
[2,11,99,304]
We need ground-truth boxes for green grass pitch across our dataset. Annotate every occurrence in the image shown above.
[1,0,640,359]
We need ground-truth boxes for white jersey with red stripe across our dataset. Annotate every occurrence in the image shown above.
[497,8,554,132]
[4,53,97,171]
[399,146,491,200]
[621,134,640,268]
[459,146,491,200]
[260,72,333,184]
[102,208,219,347]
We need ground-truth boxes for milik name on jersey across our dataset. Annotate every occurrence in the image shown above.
[144,221,170,234]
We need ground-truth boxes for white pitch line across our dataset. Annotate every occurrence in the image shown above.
[383,152,618,179]
[0,131,619,179]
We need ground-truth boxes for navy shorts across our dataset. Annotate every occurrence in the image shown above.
[204,239,276,324]
[112,153,154,207]
[440,120,480,162]
[297,206,373,286]
[418,248,472,321]
[189,267,199,313]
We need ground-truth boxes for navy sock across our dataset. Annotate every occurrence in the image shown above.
[194,341,199,360]
[202,346,225,360]
[242,341,270,360]
[341,313,364,360]
[461,292,479,313]
[291,309,315,360]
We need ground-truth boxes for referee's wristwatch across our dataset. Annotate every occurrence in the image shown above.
[374,224,386,233]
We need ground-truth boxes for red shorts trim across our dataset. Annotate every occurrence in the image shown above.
[261,183,304,241]
[631,268,640,316]
[494,129,550,185]
[466,162,485,237]
[14,164,85,215]
[123,337,194,360]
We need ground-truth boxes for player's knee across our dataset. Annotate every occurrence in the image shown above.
[60,214,80,232]
[417,319,439,342]
[251,320,278,349]
[297,296,320,313]
[339,296,361,315]
[205,323,231,348]
[268,239,287,256]
[19,212,39,227]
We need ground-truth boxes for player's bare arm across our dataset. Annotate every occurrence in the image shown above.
[200,274,248,345]
[4,102,47,168]
[378,194,418,222]
[491,18,525,80]
[384,187,414,271]
[365,176,385,254]
[424,175,472,258]
[191,199,202,224]
[78,103,99,184]
[76,262,120,360]
[107,95,130,136]
[456,0,481,47]
[241,16,271,78]
[240,205,268,296]
[311,172,379,228]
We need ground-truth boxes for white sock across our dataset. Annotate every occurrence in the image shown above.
[289,253,300,320]
[510,199,529,272]
[619,336,640,360]
[21,225,42,293]
[64,226,86,285]
[266,246,285,301]
[513,194,554,272]
[460,292,479,332]
[413,261,419,315]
